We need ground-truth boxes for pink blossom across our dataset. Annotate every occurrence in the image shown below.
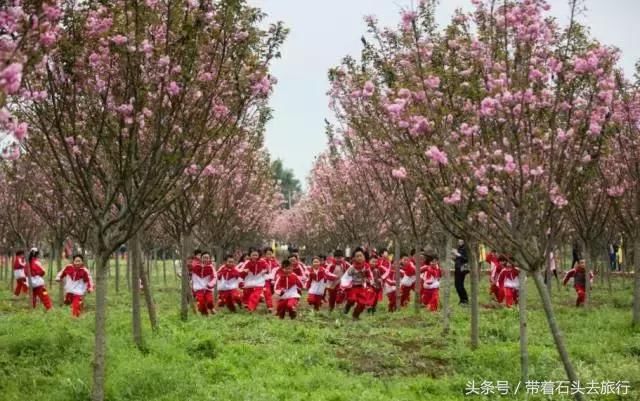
[363,81,375,97]
[111,35,129,45]
[444,189,462,205]
[480,97,498,116]
[40,31,57,47]
[158,56,171,67]
[401,11,417,29]
[13,123,28,141]
[425,146,448,165]
[0,63,23,94]
[167,81,181,96]
[606,185,625,197]
[424,75,440,89]
[476,185,489,197]
[392,167,407,180]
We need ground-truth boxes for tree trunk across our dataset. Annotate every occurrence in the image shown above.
[180,233,193,321]
[115,251,120,294]
[532,271,585,401]
[56,243,64,306]
[91,252,110,401]
[414,250,423,313]
[519,269,529,385]
[126,247,131,291]
[394,238,401,302]
[442,237,452,335]
[49,242,55,288]
[632,236,640,328]
[131,234,143,349]
[583,246,591,309]
[469,244,479,350]
[139,260,158,332]
[162,253,167,287]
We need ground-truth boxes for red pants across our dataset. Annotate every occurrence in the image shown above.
[490,283,504,303]
[32,286,52,310]
[326,287,345,311]
[14,278,28,296]
[65,293,84,317]
[575,285,586,307]
[387,291,397,312]
[367,288,382,309]
[504,287,519,308]
[264,282,274,309]
[345,287,369,318]
[243,287,263,312]
[195,290,215,315]
[218,290,242,312]
[420,288,439,311]
[400,285,414,307]
[307,294,323,310]
[277,298,298,319]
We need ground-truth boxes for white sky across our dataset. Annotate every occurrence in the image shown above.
[249,0,640,186]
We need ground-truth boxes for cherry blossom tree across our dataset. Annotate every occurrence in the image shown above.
[13,1,286,399]
[328,0,624,395]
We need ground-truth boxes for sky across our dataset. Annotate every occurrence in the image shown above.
[249,0,640,187]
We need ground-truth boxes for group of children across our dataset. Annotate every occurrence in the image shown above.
[12,249,93,316]
[186,247,444,320]
[485,250,594,308]
[10,245,593,319]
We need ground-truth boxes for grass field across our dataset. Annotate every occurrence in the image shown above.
[0,259,639,401]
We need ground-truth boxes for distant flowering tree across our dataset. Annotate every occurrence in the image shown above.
[329,0,624,395]
[601,75,640,327]
[13,1,286,400]
[0,0,60,161]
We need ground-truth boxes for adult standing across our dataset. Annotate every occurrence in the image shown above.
[453,239,469,305]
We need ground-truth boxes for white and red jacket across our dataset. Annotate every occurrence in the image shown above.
[191,262,216,292]
[306,267,337,295]
[326,260,350,289]
[562,266,594,289]
[498,267,520,289]
[275,272,303,299]
[28,258,47,288]
[13,255,26,279]
[490,259,504,285]
[239,258,269,288]
[400,260,417,287]
[264,257,280,282]
[216,265,241,291]
[342,262,373,288]
[56,265,93,295]
[381,268,397,294]
[420,264,441,289]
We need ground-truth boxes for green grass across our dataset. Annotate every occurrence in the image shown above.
[0,260,639,401]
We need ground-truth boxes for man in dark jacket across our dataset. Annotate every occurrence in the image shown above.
[453,239,469,305]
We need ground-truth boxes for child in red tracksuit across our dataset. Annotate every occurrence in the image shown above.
[399,255,417,307]
[216,255,243,312]
[326,249,350,312]
[367,256,385,314]
[306,256,337,311]
[239,249,269,312]
[56,254,93,317]
[263,247,279,313]
[191,252,217,316]
[275,260,303,319]
[563,259,594,307]
[342,248,373,320]
[13,250,28,297]
[27,249,52,311]
[490,255,506,303]
[420,254,441,311]
[498,259,520,308]
[382,266,398,312]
